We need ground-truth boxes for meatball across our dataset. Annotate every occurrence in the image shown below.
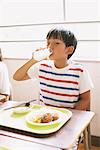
[52,113,59,121]
[41,113,53,123]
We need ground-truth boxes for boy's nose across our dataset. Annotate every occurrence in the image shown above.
[48,43,54,50]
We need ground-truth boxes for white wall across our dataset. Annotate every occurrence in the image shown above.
[0,22,99,60]
[4,59,40,101]
[0,0,63,25]
[0,0,100,137]
[65,0,98,21]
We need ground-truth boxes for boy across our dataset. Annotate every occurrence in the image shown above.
[13,27,93,111]
[13,27,93,150]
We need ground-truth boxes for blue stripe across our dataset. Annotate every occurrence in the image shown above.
[39,69,79,78]
[40,82,79,91]
[40,94,79,103]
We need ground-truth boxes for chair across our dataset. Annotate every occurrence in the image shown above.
[83,123,91,150]
[80,105,92,150]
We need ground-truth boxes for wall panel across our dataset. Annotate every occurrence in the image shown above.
[0,41,99,60]
[0,42,45,58]
[65,0,98,21]
[0,23,99,41]
[0,0,63,25]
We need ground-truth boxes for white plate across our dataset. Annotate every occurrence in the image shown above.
[12,107,31,114]
[26,108,66,126]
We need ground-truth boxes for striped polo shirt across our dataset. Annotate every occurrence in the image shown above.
[28,60,93,108]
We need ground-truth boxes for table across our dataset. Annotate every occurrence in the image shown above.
[0,134,60,150]
[0,101,95,150]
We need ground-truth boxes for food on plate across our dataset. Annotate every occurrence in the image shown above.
[52,113,59,121]
[32,115,42,123]
[41,113,53,123]
[32,112,59,123]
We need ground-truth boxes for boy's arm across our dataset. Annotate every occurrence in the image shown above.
[13,58,38,81]
[74,90,91,110]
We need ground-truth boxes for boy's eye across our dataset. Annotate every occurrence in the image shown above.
[55,42,60,45]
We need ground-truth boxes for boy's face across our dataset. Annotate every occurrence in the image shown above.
[47,38,71,60]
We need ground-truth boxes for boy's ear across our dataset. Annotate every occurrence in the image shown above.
[65,46,74,55]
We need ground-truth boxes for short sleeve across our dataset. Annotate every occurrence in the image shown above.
[79,68,93,94]
[28,62,41,80]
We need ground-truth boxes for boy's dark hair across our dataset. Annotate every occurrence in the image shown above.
[0,48,3,61]
[46,27,77,59]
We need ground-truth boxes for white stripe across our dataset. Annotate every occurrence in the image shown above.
[40,91,78,102]
[40,84,79,95]
[42,99,76,108]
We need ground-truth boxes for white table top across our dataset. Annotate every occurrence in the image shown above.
[0,101,95,149]
[0,134,60,150]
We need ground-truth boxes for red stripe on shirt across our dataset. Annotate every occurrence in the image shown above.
[39,76,78,84]
[41,64,52,68]
[69,68,83,72]
[41,89,78,97]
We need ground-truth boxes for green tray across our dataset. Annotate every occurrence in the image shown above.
[0,105,72,135]
[0,145,12,150]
